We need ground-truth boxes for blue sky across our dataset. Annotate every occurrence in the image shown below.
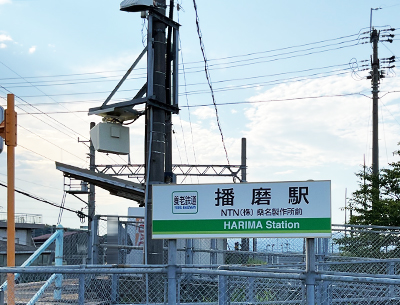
[0,0,400,228]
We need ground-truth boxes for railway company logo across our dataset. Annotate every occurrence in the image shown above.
[172,191,198,214]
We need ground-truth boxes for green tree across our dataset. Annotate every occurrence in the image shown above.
[335,147,400,259]
[349,149,400,226]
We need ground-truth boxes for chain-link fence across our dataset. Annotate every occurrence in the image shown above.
[1,263,400,304]
[92,220,400,267]
[2,223,400,304]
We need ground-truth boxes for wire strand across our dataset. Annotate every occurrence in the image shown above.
[192,0,230,165]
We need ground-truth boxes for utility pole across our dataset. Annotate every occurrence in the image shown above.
[370,29,380,180]
[368,26,396,207]
[0,94,17,305]
[240,138,249,253]
[145,0,167,265]
[88,122,96,264]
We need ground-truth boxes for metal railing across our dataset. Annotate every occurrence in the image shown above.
[1,256,400,304]
[0,225,63,305]
[2,223,400,304]
[0,212,42,224]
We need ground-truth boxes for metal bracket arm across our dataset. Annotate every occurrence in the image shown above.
[101,46,148,109]
[89,96,154,116]
[151,9,180,29]
[148,98,179,114]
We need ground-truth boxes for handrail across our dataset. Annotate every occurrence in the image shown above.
[26,273,58,305]
[0,225,63,291]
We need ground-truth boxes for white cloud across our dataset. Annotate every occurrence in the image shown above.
[28,46,36,54]
[74,51,141,77]
[0,43,6,49]
[0,0,11,5]
[0,34,12,42]
[244,74,373,162]
[192,106,215,120]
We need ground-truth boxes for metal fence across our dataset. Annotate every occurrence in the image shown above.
[2,223,400,304]
[92,217,400,266]
[0,213,42,224]
[1,261,400,304]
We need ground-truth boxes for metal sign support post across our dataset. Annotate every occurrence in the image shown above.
[305,238,316,305]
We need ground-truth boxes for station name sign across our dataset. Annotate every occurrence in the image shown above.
[152,180,331,239]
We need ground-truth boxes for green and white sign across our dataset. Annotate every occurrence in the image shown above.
[152,180,331,239]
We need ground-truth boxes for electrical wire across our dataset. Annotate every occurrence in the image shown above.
[192,0,230,165]
[0,32,370,85]
[0,181,88,220]
[0,62,350,90]
[0,85,90,146]
[178,36,198,174]
[2,62,362,101]
[18,125,87,162]
[179,69,354,96]
[0,172,61,190]
[18,144,55,162]
[0,61,91,142]
[3,91,378,113]
[182,92,371,108]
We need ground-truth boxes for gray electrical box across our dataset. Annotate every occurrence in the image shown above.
[90,122,130,155]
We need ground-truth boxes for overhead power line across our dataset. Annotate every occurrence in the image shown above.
[192,0,230,165]
[3,63,360,103]
[18,125,87,161]
[3,91,380,114]
[0,30,371,84]
[1,62,352,90]
[0,61,91,142]
[0,91,88,145]
[0,181,88,220]
[183,92,371,108]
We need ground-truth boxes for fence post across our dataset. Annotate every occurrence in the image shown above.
[211,239,217,265]
[92,216,99,265]
[218,274,227,305]
[168,239,177,305]
[305,238,316,305]
[388,261,395,298]
[247,277,255,304]
[0,287,3,305]
[111,274,118,303]
[185,239,193,265]
[54,224,64,300]
[321,238,329,305]
[78,274,85,305]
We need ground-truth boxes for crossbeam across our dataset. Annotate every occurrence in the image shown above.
[94,164,244,181]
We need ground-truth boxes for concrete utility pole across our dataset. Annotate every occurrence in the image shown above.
[370,29,380,179]
[88,122,96,264]
[240,138,249,252]
[145,0,167,265]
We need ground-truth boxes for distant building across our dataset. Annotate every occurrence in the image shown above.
[0,215,45,247]
[0,213,49,269]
